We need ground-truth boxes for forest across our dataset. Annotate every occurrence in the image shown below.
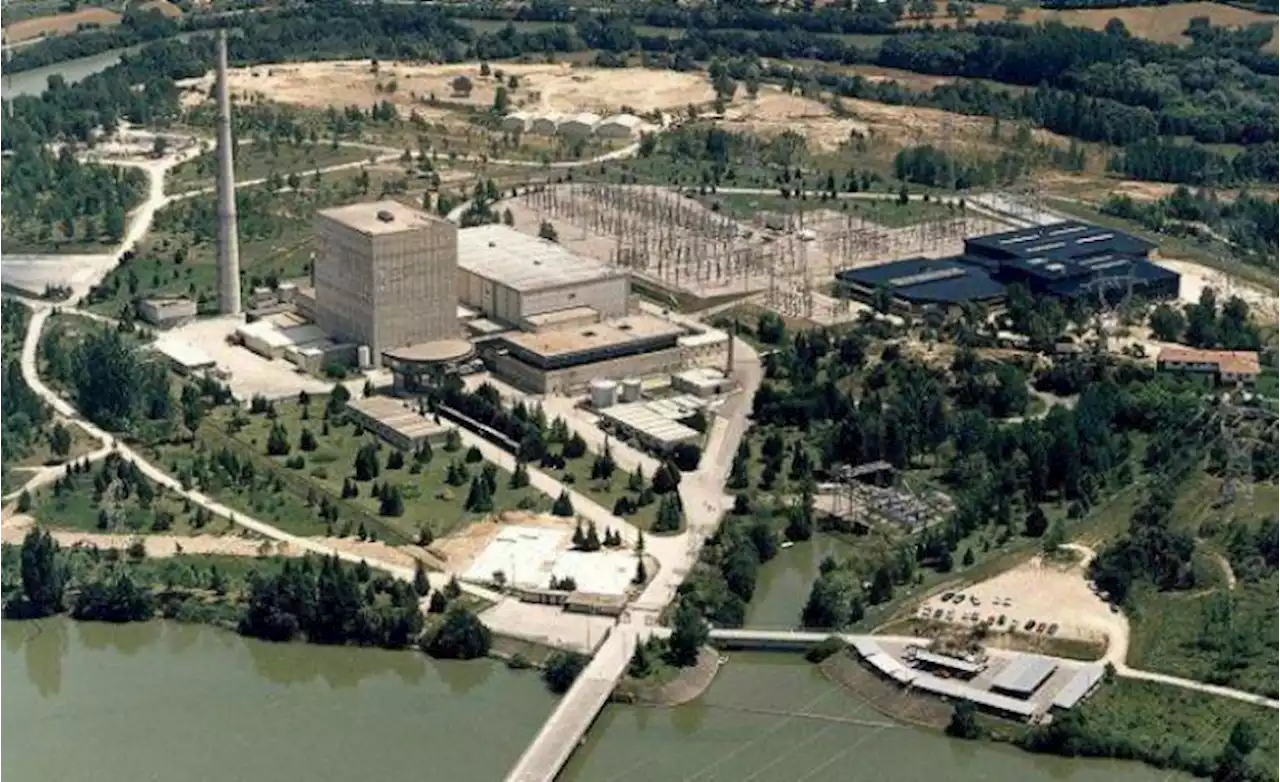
[1102,187,1279,268]
[1,301,52,481]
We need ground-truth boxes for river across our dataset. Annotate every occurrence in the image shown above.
[2,617,1185,782]
[4,47,138,99]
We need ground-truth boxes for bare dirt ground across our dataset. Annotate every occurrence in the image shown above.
[0,513,288,557]
[177,61,713,117]
[1154,257,1280,325]
[913,552,1126,655]
[3,1,180,42]
[722,86,1070,156]
[903,2,1278,51]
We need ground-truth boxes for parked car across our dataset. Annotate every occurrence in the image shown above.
[945,610,955,621]
[941,592,955,602]
[970,596,981,606]
[934,609,944,619]
[997,615,1007,626]
[1048,623,1059,636]
[1036,623,1047,633]
[952,594,966,604]
[1023,619,1037,631]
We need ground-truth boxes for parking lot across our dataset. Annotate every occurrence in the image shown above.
[915,553,1124,653]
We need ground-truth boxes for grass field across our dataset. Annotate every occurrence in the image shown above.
[1069,677,1279,774]
[167,142,375,194]
[212,400,548,542]
[29,458,234,537]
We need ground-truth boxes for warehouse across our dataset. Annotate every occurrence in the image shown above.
[991,656,1058,698]
[597,401,702,453]
[558,112,600,137]
[489,314,685,394]
[500,110,532,133]
[836,220,1180,312]
[345,395,451,451]
[530,113,561,135]
[457,225,630,325]
[595,113,644,138]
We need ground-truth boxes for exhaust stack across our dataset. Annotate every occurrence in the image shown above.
[215,29,242,316]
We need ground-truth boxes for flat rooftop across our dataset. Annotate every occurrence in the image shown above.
[991,655,1058,695]
[458,225,622,292]
[317,200,448,236]
[347,396,451,440]
[838,257,1006,305]
[504,314,683,360]
[382,339,474,365]
[967,220,1154,262]
[524,306,600,328]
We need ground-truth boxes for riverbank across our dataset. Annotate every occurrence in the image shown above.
[614,646,721,706]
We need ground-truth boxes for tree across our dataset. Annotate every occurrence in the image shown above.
[413,562,430,597]
[266,422,291,456]
[583,520,602,551]
[667,598,708,667]
[1148,304,1187,342]
[538,221,559,243]
[379,484,404,517]
[962,547,975,567]
[654,494,683,533]
[672,443,702,471]
[946,701,982,739]
[785,486,815,542]
[510,460,531,489]
[299,428,318,452]
[423,604,491,659]
[48,422,72,458]
[868,566,894,604]
[493,86,510,114]
[633,557,647,584]
[451,75,473,97]
[17,528,65,616]
[541,651,588,694]
[651,461,681,494]
[1025,505,1049,538]
[551,490,575,517]
[427,590,448,613]
[387,449,405,470]
[17,490,32,513]
[464,476,494,513]
[1043,520,1066,555]
[354,443,380,480]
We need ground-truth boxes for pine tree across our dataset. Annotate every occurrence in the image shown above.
[510,460,530,489]
[413,561,430,596]
[633,557,647,585]
[266,422,291,456]
[584,521,601,551]
[572,522,587,549]
[627,464,644,492]
[552,490,574,517]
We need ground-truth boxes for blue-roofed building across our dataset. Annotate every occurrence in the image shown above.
[836,220,1180,312]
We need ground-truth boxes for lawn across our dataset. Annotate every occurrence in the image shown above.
[558,456,662,531]
[28,457,235,537]
[167,142,374,194]
[212,399,549,542]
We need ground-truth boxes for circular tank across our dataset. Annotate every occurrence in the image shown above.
[619,377,643,402]
[589,378,618,409]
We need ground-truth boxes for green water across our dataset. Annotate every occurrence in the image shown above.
[563,654,1181,782]
[2,618,1185,782]
[746,535,859,628]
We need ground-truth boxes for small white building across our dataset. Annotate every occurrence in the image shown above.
[530,113,561,135]
[501,110,532,133]
[152,338,216,375]
[137,297,197,328]
[672,367,734,398]
[595,113,644,139]
[558,112,601,137]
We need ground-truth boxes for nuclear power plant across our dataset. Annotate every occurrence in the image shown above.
[215,29,242,316]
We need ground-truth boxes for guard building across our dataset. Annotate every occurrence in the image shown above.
[836,221,1180,313]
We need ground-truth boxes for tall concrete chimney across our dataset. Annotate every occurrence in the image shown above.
[215,29,242,315]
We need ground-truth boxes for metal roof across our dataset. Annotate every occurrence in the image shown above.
[967,220,1154,262]
[913,650,985,675]
[599,402,700,446]
[1052,665,1105,710]
[458,225,623,292]
[153,339,215,369]
[991,656,1058,695]
[912,673,1037,717]
[837,257,1006,305]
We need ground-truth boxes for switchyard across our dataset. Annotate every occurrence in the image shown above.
[504,183,1008,324]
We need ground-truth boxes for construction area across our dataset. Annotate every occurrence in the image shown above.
[501,183,1008,323]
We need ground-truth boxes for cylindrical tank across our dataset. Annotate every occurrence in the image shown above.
[620,377,642,402]
[357,345,371,368]
[589,378,618,409]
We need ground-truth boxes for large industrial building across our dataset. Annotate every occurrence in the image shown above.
[457,225,630,326]
[837,221,1180,313]
[314,201,459,367]
[489,313,686,394]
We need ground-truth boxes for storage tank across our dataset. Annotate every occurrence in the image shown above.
[357,345,371,368]
[589,378,618,409]
[620,377,643,402]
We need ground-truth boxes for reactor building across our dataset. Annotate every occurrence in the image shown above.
[313,200,469,368]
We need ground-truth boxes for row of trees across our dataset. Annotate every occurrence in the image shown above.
[1102,187,1277,269]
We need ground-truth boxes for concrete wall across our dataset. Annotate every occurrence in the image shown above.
[520,276,628,321]
[493,346,684,395]
[315,212,457,366]
[459,269,629,325]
